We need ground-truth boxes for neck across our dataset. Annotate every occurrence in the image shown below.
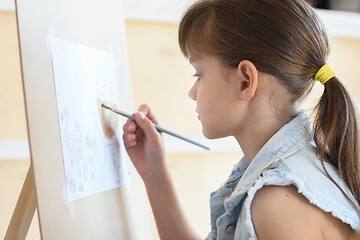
[234,109,295,163]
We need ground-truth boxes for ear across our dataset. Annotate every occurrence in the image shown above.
[237,60,259,101]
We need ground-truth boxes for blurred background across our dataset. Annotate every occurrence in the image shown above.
[0,0,359,239]
[308,0,360,12]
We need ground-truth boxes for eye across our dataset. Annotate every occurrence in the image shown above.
[192,73,201,81]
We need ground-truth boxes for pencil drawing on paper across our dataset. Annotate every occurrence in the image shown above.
[51,36,127,201]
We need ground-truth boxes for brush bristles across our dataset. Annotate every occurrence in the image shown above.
[102,104,112,110]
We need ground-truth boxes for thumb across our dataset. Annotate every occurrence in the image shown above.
[134,111,159,139]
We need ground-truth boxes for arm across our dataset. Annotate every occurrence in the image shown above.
[251,185,353,240]
[123,104,202,240]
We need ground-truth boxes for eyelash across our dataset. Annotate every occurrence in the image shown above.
[192,73,201,80]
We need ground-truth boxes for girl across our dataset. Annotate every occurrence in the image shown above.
[123,0,360,239]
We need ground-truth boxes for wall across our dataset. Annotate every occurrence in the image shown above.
[1,11,360,240]
[0,12,26,140]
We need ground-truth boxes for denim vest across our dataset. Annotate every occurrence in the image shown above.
[207,111,360,240]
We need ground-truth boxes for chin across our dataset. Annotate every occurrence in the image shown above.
[202,128,225,140]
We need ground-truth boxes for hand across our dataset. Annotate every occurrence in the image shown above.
[122,104,166,181]
[123,106,201,240]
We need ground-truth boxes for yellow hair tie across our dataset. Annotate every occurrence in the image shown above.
[314,64,335,85]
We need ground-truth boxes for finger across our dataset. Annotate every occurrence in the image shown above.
[123,138,136,149]
[123,118,136,134]
[123,118,137,146]
[126,133,136,142]
[135,125,144,140]
[138,104,159,125]
[134,111,159,141]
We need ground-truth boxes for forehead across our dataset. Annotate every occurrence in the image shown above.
[189,55,221,67]
[189,56,200,64]
[188,49,209,63]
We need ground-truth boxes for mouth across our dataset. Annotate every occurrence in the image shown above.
[196,109,200,120]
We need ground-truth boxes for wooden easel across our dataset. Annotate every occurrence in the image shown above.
[9,0,151,238]
[5,165,37,240]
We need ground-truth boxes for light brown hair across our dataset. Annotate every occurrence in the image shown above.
[179,0,360,215]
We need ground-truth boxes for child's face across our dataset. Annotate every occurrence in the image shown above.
[188,55,243,139]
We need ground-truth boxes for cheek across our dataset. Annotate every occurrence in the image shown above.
[197,88,239,138]
[197,86,225,112]
[195,87,211,114]
[196,94,223,137]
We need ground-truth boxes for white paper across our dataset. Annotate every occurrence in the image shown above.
[51,36,127,201]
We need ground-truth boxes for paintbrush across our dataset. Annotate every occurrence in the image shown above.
[102,104,210,150]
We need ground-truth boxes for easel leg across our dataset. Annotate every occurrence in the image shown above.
[5,164,37,240]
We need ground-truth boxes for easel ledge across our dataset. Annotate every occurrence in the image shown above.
[5,165,37,240]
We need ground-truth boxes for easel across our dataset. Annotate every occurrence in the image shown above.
[5,164,37,240]
[7,0,151,238]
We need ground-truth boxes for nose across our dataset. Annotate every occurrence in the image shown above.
[188,81,198,101]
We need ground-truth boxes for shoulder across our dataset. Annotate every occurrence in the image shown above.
[250,185,323,239]
[250,185,353,240]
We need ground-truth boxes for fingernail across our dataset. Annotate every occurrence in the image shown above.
[139,111,145,119]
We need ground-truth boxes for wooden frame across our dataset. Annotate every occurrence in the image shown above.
[7,0,151,239]
[5,165,36,240]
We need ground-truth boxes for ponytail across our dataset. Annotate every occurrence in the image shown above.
[313,77,360,210]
